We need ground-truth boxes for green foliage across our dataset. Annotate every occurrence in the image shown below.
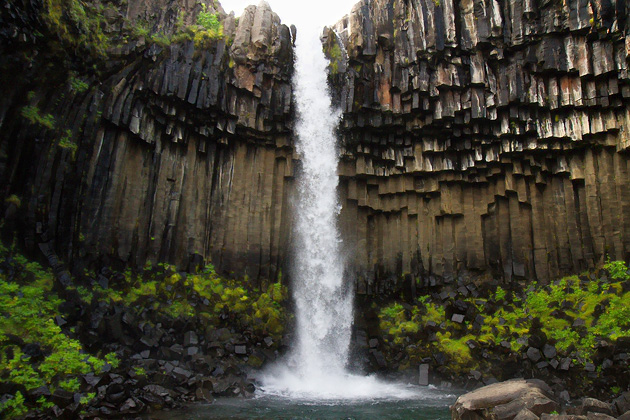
[197,5,220,31]
[90,262,288,341]
[133,366,146,377]
[151,33,172,47]
[193,4,223,47]
[59,377,80,392]
[0,244,118,418]
[132,22,150,38]
[21,105,56,129]
[0,392,28,419]
[69,76,89,93]
[494,286,507,301]
[604,259,630,281]
[79,392,96,405]
[377,262,630,376]
[58,129,78,158]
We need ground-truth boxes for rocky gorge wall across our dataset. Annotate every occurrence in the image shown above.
[0,0,296,284]
[327,0,630,294]
[2,0,630,295]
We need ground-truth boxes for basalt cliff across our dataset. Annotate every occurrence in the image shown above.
[2,0,630,296]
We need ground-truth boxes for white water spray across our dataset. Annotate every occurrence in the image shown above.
[260,25,424,400]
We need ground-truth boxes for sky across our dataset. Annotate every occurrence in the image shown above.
[220,0,359,30]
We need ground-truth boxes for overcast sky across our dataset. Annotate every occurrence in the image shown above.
[220,0,359,30]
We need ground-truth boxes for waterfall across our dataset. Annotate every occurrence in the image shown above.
[260,22,418,401]
[289,26,353,378]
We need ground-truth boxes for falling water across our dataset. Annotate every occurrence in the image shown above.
[288,26,352,378]
[259,25,426,400]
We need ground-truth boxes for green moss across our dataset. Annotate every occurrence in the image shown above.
[21,105,56,129]
[435,332,476,372]
[5,195,21,208]
[42,0,112,57]
[58,129,78,158]
[326,42,342,75]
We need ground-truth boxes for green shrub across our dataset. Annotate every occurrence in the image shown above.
[0,244,118,418]
[377,262,630,376]
[69,76,89,93]
[604,259,630,281]
[197,5,220,31]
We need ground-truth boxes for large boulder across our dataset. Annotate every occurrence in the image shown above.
[451,379,560,420]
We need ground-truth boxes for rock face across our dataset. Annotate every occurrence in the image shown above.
[2,0,630,292]
[326,0,630,293]
[0,0,294,283]
[451,379,559,420]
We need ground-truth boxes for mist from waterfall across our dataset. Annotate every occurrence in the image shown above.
[259,24,423,400]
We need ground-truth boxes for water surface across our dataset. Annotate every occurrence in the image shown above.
[149,385,457,420]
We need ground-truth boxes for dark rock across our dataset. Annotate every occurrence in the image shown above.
[614,392,630,415]
[513,408,539,420]
[184,331,198,346]
[452,314,465,323]
[370,350,388,369]
[143,384,174,398]
[527,347,542,362]
[584,414,615,420]
[172,367,193,382]
[368,338,379,348]
[119,397,138,413]
[542,344,556,359]
[618,411,630,420]
[52,389,74,407]
[581,398,614,416]
[419,364,429,386]
[535,361,549,369]
[28,386,51,398]
[558,391,570,403]
[82,373,102,388]
[434,352,446,366]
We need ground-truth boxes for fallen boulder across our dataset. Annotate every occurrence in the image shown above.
[451,378,559,420]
